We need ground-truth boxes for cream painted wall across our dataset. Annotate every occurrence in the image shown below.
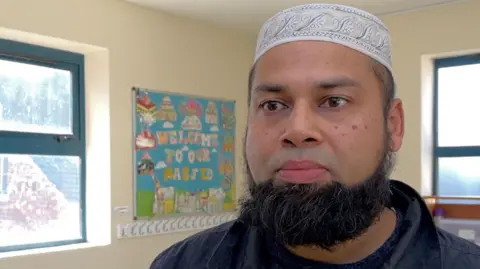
[379,0,480,194]
[0,0,254,269]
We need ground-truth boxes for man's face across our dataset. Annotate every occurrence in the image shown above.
[240,41,404,249]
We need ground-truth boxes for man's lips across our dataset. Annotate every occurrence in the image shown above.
[277,160,328,184]
[280,160,327,170]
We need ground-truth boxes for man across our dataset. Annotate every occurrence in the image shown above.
[150,3,480,268]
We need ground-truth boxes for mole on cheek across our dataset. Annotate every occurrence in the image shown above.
[364,125,368,130]
[334,125,339,129]
[351,125,358,130]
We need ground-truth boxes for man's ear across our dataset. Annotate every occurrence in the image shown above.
[388,98,404,152]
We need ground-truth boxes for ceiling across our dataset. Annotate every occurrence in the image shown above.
[125,0,466,34]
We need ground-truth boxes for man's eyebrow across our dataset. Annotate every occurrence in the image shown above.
[315,76,360,89]
[252,83,287,94]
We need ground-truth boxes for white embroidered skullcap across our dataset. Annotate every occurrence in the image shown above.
[254,3,393,74]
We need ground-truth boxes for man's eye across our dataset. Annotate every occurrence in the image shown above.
[320,97,348,108]
[260,101,287,112]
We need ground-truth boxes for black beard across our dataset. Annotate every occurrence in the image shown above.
[239,138,394,251]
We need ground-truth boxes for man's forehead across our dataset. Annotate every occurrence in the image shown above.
[252,43,375,87]
[252,75,361,94]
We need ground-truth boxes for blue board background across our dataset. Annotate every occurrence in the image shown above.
[133,87,236,217]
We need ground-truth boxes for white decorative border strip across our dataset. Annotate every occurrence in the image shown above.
[117,212,238,239]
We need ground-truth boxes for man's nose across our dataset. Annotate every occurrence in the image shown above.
[280,104,324,148]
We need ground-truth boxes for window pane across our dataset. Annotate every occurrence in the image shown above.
[437,156,480,196]
[437,63,480,147]
[0,154,82,248]
[0,59,73,135]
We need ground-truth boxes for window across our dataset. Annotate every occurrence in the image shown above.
[433,54,480,197]
[0,39,86,252]
[0,156,7,195]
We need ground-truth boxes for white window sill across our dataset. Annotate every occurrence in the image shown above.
[0,241,109,260]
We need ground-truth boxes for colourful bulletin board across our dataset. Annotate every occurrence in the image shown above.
[132,87,236,220]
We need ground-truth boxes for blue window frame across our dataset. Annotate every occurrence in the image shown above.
[0,38,86,252]
[433,54,480,197]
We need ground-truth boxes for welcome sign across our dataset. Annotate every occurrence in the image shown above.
[132,87,236,219]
